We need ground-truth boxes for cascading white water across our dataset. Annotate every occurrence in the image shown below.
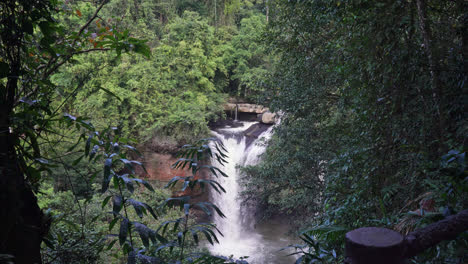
[208,121,296,264]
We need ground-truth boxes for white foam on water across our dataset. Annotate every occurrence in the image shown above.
[208,122,295,264]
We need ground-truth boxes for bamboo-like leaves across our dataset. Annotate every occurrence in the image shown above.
[101,158,112,193]
[157,219,182,235]
[133,222,152,247]
[160,137,229,259]
[98,135,229,261]
[160,197,190,210]
[126,198,157,219]
[112,195,123,214]
[101,195,112,209]
[165,176,226,194]
[193,202,226,218]
[189,224,221,245]
[118,174,154,193]
[119,217,130,245]
[109,217,119,231]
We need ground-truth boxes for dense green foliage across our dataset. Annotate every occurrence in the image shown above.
[1,0,269,263]
[39,0,269,263]
[242,0,467,263]
[52,0,270,145]
[39,125,233,263]
[0,0,153,261]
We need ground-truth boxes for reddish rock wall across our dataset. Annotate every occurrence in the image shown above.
[143,152,185,182]
[141,151,208,198]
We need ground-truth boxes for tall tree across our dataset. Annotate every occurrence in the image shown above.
[1,2,56,261]
[0,0,148,262]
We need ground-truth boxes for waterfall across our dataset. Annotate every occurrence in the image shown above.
[234,104,239,121]
[208,121,295,264]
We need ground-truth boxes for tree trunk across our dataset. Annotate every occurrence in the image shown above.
[0,85,44,264]
[403,209,468,258]
[0,1,44,262]
[415,0,445,154]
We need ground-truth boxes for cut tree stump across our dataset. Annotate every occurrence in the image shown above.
[345,227,405,264]
[344,209,468,264]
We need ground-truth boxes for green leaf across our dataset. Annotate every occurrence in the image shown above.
[62,219,79,231]
[101,195,112,209]
[141,180,154,192]
[190,229,199,245]
[38,21,53,36]
[98,86,122,101]
[201,229,214,245]
[119,218,129,245]
[89,145,99,161]
[127,251,136,264]
[127,198,145,218]
[106,239,117,250]
[72,154,84,166]
[67,136,83,152]
[142,202,158,220]
[126,180,134,193]
[85,134,94,156]
[177,231,183,246]
[113,195,123,214]
[133,42,151,58]
[42,237,55,249]
[90,171,98,183]
[122,145,141,156]
[63,113,76,121]
[109,217,119,231]
[133,222,151,247]
[35,158,49,164]
[23,21,34,34]
[102,158,112,193]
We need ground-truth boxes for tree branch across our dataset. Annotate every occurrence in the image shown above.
[73,0,109,46]
[403,209,468,258]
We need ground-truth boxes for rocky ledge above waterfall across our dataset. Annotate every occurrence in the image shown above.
[224,103,268,114]
[223,102,278,124]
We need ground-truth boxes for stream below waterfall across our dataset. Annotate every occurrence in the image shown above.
[205,121,297,264]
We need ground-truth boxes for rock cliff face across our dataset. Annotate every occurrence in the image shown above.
[224,103,277,124]
[143,152,185,182]
[141,152,207,197]
[224,103,269,114]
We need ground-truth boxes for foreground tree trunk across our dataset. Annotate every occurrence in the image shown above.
[0,80,44,264]
[1,1,45,262]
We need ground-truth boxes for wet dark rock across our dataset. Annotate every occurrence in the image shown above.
[244,123,271,146]
[208,118,244,130]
